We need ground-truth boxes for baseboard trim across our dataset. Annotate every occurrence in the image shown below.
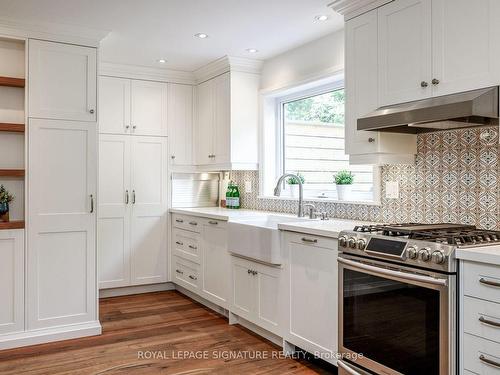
[0,321,102,351]
[99,282,175,298]
[174,285,228,317]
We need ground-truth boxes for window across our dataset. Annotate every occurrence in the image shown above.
[264,82,376,202]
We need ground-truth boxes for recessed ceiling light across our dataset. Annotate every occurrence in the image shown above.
[157,59,167,64]
[315,15,329,21]
[195,33,209,39]
[246,48,259,53]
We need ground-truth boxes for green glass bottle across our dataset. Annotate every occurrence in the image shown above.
[226,181,233,209]
[233,183,240,209]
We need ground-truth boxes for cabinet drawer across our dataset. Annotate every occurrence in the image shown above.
[172,214,201,233]
[464,333,500,374]
[464,262,500,304]
[173,256,200,290]
[172,229,201,264]
[286,231,338,251]
[464,296,500,344]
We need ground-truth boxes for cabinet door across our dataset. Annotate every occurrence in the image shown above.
[99,77,131,135]
[130,136,168,285]
[196,80,214,165]
[255,264,282,335]
[213,73,231,164]
[286,238,338,355]
[201,221,229,307]
[0,230,24,335]
[168,83,194,166]
[345,10,379,155]
[432,0,500,96]
[28,119,97,329]
[29,40,97,121]
[378,0,432,106]
[130,80,167,136]
[98,135,131,289]
[231,257,256,320]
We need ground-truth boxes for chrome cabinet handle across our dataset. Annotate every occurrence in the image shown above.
[175,241,183,246]
[479,316,500,328]
[175,218,184,223]
[188,245,197,250]
[421,81,429,88]
[208,220,218,225]
[89,109,95,114]
[247,269,257,275]
[132,190,136,204]
[301,237,318,243]
[175,269,183,275]
[125,190,129,204]
[90,194,94,213]
[189,221,198,226]
[479,354,500,369]
[479,278,500,288]
[208,154,215,158]
[189,275,197,280]
[432,78,440,85]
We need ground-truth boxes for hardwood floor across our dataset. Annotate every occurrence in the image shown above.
[0,291,336,374]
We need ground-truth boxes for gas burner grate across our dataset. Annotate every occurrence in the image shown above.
[409,230,500,246]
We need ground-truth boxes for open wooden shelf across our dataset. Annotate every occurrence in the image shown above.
[0,123,24,133]
[0,76,25,88]
[0,220,24,230]
[0,169,25,177]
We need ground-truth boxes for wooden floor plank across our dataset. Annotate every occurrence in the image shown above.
[0,291,336,374]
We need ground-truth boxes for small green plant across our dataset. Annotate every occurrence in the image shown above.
[286,172,305,185]
[0,185,13,204]
[334,170,354,185]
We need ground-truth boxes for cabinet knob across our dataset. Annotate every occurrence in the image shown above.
[368,137,376,143]
[89,109,95,114]
[125,125,130,130]
[132,125,137,130]
[420,81,429,88]
[432,78,440,85]
[171,155,176,159]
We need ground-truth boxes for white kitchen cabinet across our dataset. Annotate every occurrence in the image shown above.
[345,9,417,164]
[99,77,131,135]
[167,83,194,166]
[0,230,24,335]
[29,40,97,122]
[378,0,432,106]
[230,255,282,335]
[98,134,131,289]
[431,0,500,97]
[98,135,168,288]
[283,232,338,363]
[195,71,259,170]
[200,219,230,308]
[131,80,167,137]
[28,118,97,329]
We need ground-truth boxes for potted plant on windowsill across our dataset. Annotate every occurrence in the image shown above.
[334,170,354,201]
[0,185,14,222]
[286,173,305,199]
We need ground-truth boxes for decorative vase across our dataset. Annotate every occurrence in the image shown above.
[336,184,352,201]
[288,184,299,198]
[0,202,9,222]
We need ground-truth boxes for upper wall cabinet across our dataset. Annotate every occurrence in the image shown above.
[378,0,500,106]
[29,40,97,122]
[168,83,194,166]
[99,76,167,137]
[195,71,259,170]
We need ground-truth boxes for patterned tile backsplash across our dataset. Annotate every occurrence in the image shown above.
[231,126,500,230]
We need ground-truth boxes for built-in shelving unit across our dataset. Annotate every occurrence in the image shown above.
[0,76,25,88]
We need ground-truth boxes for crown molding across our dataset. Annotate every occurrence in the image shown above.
[328,0,393,20]
[99,62,196,85]
[0,17,109,47]
[194,55,263,84]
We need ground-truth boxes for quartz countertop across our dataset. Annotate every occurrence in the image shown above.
[455,245,500,266]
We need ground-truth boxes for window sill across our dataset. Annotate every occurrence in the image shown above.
[257,195,382,206]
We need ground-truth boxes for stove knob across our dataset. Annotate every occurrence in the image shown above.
[348,237,357,249]
[357,239,367,250]
[407,246,418,259]
[432,251,445,264]
[419,248,431,262]
[339,236,348,247]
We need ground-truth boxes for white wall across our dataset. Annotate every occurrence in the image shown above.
[260,29,344,92]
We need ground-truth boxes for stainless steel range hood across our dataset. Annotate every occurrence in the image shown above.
[358,86,499,133]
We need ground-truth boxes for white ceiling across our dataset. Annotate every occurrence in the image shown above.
[0,0,344,71]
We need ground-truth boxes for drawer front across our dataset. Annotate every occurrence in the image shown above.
[286,231,338,250]
[172,214,201,233]
[173,229,201,264]
[464,261,500,304]
[464,296,500,344]
[464,333,500,374]
[173,256,200,290]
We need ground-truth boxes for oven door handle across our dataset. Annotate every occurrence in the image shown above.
[338,257,448,287]
[337,360,363,375]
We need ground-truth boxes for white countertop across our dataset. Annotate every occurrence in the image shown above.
[456,245,500,266]
[170,207,376,239]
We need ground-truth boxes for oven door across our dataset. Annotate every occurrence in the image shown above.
[338,255,455,375]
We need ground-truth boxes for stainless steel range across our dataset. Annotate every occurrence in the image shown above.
[337,223,500,375]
